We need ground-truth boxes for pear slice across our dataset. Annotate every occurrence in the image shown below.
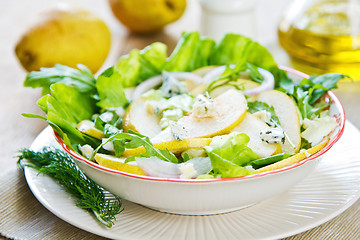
[254,137,329,174]
[122,138,212,157]
[255,90,301,154]
[191,79,260,98]
[94,153,146,175]
[192,66,217,77]
[77,120,104,139]
[123,97,162,138]
[151,89,248,143]
[230,112,279,158]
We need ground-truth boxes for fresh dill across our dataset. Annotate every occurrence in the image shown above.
[17,147,123,227]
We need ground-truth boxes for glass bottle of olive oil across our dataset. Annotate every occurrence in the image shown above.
[278,0,360,80]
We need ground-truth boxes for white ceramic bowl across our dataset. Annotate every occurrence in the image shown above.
[55,67,345,215]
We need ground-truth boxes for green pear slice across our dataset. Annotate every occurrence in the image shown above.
[151,89,248,143]
[255,90,301,154]
[230,112,280,158]
[123,97,161,138]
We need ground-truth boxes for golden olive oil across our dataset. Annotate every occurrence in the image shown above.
[278,0,360,80]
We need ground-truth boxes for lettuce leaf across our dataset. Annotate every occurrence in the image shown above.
[210,34,277,69]
[24,64,96,95]
[204,151,252,178]
[164,32,216,72]
[204,132,257,178]
[209,33,287,87]
[114,42,167,88]
[96,67,128,109]
[27,83,99,148]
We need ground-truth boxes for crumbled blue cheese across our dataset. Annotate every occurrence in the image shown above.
[192,93,216,118]
[179,162,197,179]
[169,121,187,140]
[160,109,184,129]
[160,71,188,98]
[101,138,114,152]
[259,128,285,144]
[79,144,94,159]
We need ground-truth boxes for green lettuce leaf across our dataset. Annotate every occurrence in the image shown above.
[24,64,96,95]
[164,32,216,72]
[30,83,99,148]
[114,42,167,88]
[96,67,128,109]
[204,132,257,178]
[210,33,277,69]
[206,151,252,178]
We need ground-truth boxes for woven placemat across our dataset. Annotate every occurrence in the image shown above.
[0,168,108,240]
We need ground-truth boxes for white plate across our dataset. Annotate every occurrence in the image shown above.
[25,121,360,240]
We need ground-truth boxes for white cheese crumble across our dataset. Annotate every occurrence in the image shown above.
[192,93,216,118]
[259,128,285,144]
[161,71,188,98]
[301,116,337,146]
[179,162,197,179]
[160,109,184,129]
[169,121,187,140]
[99,111,114,122]
[101,138,114,152]
[79,144,94,159]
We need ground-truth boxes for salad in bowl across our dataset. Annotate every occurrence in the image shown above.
[24,32,346,214]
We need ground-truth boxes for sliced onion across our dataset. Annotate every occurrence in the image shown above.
[203,65,275,96]
[132,72,204,100]
[135,156,211,179]
[136,157,180,179]
[203,65,228,83]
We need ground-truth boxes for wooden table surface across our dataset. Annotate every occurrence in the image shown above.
[1,0,359,239]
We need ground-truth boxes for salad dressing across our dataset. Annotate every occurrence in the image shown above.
[278,0,360,79]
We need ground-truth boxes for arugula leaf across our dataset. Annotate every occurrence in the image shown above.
[206,61,265,94]
[91,130,178,163]
[24,64,96,95]
[247,101,281,126]
[299,137,312,150]
[165,32,216,72]
[280,73,347,119]
[301,73,345,104]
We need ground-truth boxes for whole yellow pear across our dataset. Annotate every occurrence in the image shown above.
[15,5,111,73]
[108,0,186,34]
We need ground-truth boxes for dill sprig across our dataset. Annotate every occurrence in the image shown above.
[17,147,123,227]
